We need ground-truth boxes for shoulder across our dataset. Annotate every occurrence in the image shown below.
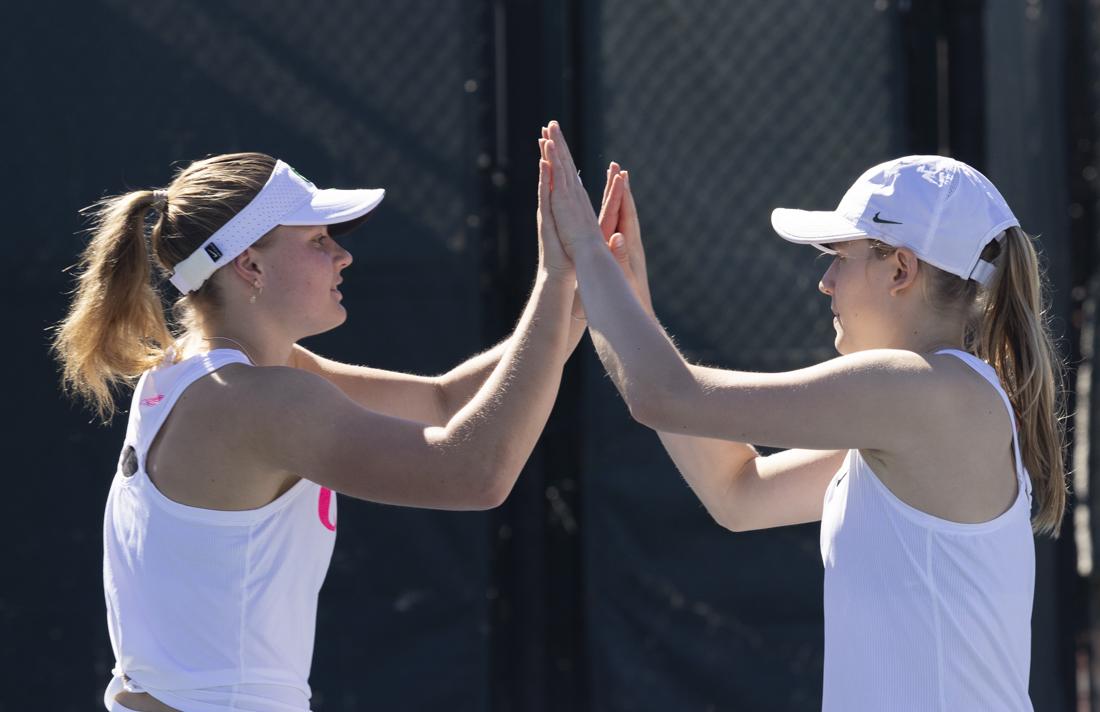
[821,347,976,386]
[808,348,990,421]
[180,363,349,424]
[799,349,945,393]
[839,348,1009,441]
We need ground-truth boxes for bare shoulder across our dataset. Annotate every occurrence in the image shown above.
[193,362,348,412]
[163,362,356,463]
[146,363,343,509]
[923,350,1012,429]
[823,348,1006,451]
[861,350,1018,522]
[830,348,984,404]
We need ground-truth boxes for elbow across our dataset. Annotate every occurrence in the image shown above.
[475,481,511,510]
[470,466,514,510]
[431,378,453,427]
[710,485,758,533]
[715,508,749,533]
[625,383,673,431]
[465,445,523,511]
[622,364,697,431]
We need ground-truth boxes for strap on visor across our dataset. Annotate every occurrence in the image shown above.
[169,160,314,293]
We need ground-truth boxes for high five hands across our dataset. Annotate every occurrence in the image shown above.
[537,120,654,318]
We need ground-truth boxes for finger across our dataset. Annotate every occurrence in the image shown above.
[598,173,626,239]
[546,139,581,204]
[618,172,648,276]
[621,170,641,235]
[539,138,549,163]
[601,161,621,207]
[538,159,552,211]
[599,170,623,218]
[609,232,630,265]
[547,122,581,187]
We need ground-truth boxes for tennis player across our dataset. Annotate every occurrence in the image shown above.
[53,149,625,712]
[541,121,1065,710]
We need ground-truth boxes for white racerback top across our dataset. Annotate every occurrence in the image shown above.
[102,349,338,712]
[819,348,1035,711]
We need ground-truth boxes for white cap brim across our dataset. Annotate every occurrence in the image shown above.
[770,208,869,252]
[280,187,386,227]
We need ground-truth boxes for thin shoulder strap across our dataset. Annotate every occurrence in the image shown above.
[934,348,1032,499]
[134,350,252,459]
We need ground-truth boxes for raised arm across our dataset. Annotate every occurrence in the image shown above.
[544,123,947,529]
[593,164,842,530]
[285,162,626,425]
[246,154,584,510]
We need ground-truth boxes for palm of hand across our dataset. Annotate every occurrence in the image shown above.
[541,123,603,256]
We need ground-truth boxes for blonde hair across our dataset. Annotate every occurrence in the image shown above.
[872,228,1068,536]
[51,152,277,421]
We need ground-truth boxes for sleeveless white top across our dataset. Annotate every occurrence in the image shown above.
[820,349,1035,711]
[102,349,338,712]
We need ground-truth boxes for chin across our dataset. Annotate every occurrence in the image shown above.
[322,308,348,332]
[297,309,348,341]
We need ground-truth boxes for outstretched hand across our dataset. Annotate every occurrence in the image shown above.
[608,171,654,317]
[540,125,627,321]
[536,151,572,281]
[540,121,654,320]
[540,122,605,258]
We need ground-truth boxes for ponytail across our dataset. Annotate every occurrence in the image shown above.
[52,190,175,421]
[972,227,1068,536]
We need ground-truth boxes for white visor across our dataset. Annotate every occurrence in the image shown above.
[169,160,385,293]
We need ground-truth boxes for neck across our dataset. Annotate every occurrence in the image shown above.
[884,308,967,356]
[184,318,294,368]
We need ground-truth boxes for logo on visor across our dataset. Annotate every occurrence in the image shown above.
[204,243,223,261]
[287,164,315,188]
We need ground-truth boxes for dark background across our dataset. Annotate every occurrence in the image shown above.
[3,1,1098,710]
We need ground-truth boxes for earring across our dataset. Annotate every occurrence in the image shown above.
[250,280,263,304]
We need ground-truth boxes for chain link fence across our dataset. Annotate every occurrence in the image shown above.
[582,2,907,709]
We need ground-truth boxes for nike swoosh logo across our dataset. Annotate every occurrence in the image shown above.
[872,212,902,224]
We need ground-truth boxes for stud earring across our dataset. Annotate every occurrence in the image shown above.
[250,280,263,304]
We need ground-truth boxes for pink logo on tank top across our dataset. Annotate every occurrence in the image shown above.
[318,487,336,531]
[140,394,165,407]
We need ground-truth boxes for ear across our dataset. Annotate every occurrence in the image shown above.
[888,247,920,296]
[229,246,264,287]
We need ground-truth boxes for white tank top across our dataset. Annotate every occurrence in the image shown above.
[819,349,1035,711]
[102,349,338,712]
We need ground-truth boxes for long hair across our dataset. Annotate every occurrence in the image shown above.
[51,152,276,421]
[873,227,1068,536]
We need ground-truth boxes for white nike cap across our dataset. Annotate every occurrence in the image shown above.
[169,160,385,294]
[770,155,1019,286]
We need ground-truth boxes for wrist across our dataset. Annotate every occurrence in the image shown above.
[571,235,606,261]
[538,264,577,288]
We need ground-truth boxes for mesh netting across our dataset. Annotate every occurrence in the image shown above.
[584,2,906,709]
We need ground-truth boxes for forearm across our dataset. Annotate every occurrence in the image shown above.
[438,288,587,420]
[572,238,693,418]
[656,430,758,524]
[439,271,574,489]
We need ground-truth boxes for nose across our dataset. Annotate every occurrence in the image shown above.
[335,242,353,269]
[818,261,835,296]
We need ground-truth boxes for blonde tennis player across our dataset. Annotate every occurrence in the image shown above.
[53,148,627,712]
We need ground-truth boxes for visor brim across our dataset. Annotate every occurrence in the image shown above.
[280,188,386,229]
